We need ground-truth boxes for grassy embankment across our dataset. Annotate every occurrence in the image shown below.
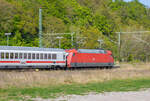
[0,63,150,101]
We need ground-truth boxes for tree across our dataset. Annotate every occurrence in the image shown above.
[0,0,14,33]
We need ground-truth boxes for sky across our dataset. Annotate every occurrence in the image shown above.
[124,0,150,7]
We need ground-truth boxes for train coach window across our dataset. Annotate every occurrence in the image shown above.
[36,53,39,59]
[6,53,9,59]
[10,53,13,59]
[28,53,31,59]
[52,54,56,59]
[24,53,27,59]
[15,53,18,59]
[40,53,43,59]
[32,53,35,59]
[44,54,47,59]
[1,52,4,59]
[48,54,51,59]
[19,53,23,59]
[63,55,66,60]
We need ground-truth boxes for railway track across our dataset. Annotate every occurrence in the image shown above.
[0,65,120,72]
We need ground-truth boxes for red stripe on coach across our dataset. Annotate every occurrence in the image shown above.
[0,61,20,63]
[26,61,53,63]
[56,61,66,63]
[26,61,65,63]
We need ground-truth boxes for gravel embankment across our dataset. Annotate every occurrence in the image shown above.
[32,89,150,101]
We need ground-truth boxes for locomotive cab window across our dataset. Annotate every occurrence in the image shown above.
[73,53,75,56]
[52,54,57,59]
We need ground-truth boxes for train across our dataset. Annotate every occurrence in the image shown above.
[0,46,114,69]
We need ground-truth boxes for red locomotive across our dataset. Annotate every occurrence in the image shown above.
[66,49,114,68]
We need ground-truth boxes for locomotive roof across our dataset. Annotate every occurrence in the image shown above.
[78,49,106,53]
[0,46,65,52]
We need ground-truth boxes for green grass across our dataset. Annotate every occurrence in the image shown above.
[1,78,150,101]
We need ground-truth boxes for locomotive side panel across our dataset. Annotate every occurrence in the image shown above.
[70,53,113,67]
[66,49,114,68]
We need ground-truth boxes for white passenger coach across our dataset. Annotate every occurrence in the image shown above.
[0,46,66,68]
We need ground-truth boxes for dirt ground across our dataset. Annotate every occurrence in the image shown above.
[33,89,150,101]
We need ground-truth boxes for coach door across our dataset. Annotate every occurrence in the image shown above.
[73,53,77,67]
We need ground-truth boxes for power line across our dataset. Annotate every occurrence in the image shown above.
[43,32,75,47]
[115,31,150,34]
[115,31,150,46]
[44,32,75,36]
[115,30,150,60]
[132,35,150,46]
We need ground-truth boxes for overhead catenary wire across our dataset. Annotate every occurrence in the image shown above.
[115,31,150,34]
[115,30,150,60]
[43,32,75,47]
[132,35,150,46]
[115,31,150,46]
